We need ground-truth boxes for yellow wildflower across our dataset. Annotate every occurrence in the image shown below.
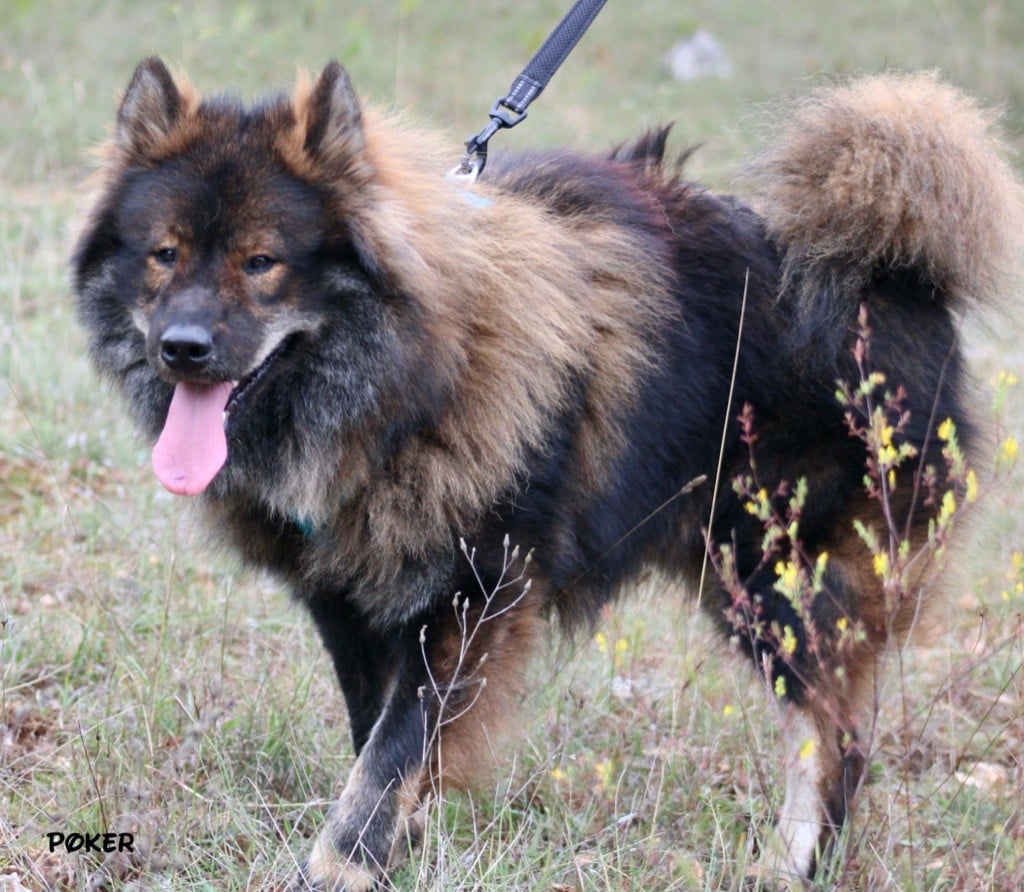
[938,490,956,525]
[594,759,615,792]
[613,637,629,668]
[775,560,799,592]
[781,625,798,656]
[965,469,978,503]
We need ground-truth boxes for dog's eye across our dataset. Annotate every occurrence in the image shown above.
[243,254,277,275]
[153,246,178,266]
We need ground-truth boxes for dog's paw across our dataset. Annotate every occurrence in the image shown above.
[742,827,811,891]
[286,864,379,892]
[741,864,808,891]
[286,832,382,892]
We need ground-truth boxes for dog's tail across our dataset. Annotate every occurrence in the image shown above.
[747,71,1024,340]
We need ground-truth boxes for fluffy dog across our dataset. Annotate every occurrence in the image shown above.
[73,58,1023,887]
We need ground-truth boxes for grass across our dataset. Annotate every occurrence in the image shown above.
[2,0,1024,889]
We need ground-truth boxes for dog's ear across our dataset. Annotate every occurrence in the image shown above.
[299,61,371,179]
[116,57,183,158]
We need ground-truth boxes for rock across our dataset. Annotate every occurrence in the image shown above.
[667,31,731,81]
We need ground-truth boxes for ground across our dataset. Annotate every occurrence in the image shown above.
[1,1,1023,889]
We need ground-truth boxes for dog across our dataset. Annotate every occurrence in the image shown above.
[72,58,1023,888]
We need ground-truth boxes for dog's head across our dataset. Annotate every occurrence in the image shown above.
[73,56,672,560]
[73,58,400,496]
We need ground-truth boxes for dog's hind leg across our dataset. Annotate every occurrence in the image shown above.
[720,556,873,885]
[752,700,866,885]
[293,563,545,891]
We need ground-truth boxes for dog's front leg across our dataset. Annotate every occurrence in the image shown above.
[307,591,402,756]
[292,549,544,891]
[291,624,429,892]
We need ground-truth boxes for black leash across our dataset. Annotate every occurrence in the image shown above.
[452,0,607,180]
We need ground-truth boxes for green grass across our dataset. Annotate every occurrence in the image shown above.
[2,1,1024,889]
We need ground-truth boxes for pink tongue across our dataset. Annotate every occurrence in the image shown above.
[152,381,234,495]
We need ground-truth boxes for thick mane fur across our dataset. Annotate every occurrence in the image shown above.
[272,96,678,582]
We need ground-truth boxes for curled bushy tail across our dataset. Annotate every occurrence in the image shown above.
[747,72,1024,323]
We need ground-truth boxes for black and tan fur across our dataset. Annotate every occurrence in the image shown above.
[72,60,1023,888]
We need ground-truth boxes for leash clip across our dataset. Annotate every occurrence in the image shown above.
[454,100,529,180]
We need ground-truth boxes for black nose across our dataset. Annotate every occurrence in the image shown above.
[159,323,214,374]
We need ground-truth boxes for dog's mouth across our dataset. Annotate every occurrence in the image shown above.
[224,335,294,416]
[151,337,295,496]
